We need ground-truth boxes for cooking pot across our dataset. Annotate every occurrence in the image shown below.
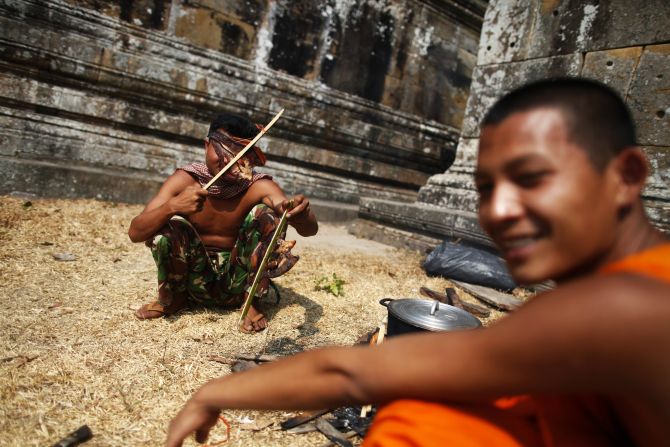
[380,298,482,337]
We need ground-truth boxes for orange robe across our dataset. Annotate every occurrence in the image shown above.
[363,243,670,447]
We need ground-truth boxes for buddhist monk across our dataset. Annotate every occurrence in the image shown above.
[165,78,669,446]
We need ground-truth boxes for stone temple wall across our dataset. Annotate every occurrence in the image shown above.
[358,0,670,249]
[0,0,484,211]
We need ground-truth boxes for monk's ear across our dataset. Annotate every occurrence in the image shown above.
[610,146,648,207]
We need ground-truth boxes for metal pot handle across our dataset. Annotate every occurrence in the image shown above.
[430,300,439,315]
[379,298,394,308]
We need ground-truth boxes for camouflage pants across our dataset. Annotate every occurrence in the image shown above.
[148,204,298,309]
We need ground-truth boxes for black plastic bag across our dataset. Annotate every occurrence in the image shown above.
[423,241,516,291]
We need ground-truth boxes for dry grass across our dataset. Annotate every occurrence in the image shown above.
[0,195,506,446]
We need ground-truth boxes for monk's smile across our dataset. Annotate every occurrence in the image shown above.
[476,108,619,284]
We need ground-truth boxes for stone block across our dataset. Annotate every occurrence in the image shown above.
[451,137,480,171]
[263,136,431,188]
[358,197,492,247]
[348,218,443,254]
[476,0,533,66]
[581,46,643,94]
[642,146,670,201]
[461,53,583,137]
[0,157,163,204]
[262,161,417,205]
[626,44,670,147]
[480,0,670,64]
[0,107,194,176]
[644,202,670,234]
[574,0,670,52]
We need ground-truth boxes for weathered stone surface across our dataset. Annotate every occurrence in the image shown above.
[0,0,477,208]
[0,106,196,176]
[568,1,670,53]
[626,44,670,147]
[348,217,443,254]
[50,0,482,128]
[476,0,533,66]
[260,160,419,205]
[478,0,670,65]
[358,197,492,247]
[581,46,643,95]
[461,53,583,137]
[643,146,670,199]
[0,157,164,204]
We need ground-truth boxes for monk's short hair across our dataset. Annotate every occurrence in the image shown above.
[208,113,258,139]
[482,77,637,170]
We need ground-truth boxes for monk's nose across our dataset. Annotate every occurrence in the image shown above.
[489,183,524,223]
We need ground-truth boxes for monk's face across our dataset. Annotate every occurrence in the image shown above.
[476,108,620,284]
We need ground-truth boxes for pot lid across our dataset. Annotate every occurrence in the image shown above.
[385,298,482,332]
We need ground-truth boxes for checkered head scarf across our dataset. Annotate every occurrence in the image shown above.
[178,126,271,199]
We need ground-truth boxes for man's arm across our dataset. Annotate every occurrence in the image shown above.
[254,179,318,237]
[166,273,669,446]
[128,171,207,243]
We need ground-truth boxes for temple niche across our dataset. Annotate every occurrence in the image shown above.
[0,0,484,222]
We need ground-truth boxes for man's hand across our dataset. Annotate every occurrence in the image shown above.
[165,398,220,447]
[279,194,310,221]
[167,186,208,216]
[258,185,318,237]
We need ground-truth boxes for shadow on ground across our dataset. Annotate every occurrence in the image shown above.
[163,283,324,355]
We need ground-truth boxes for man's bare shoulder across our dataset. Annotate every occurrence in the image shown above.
[244,178,282,201]
[139,170,198,214]
[163,169,198,190]
[248,178,281,193]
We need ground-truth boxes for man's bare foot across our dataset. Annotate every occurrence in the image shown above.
[135,300,186,320]
[135,301,166,319]
[240,305,267,333]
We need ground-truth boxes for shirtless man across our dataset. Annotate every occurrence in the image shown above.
[128,113,318,332]
[165,78,669,446]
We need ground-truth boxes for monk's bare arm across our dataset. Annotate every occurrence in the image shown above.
[128,171,205,243]
[167,274,669,446]
[253,179,318,236]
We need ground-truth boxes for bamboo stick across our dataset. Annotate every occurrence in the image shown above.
[238,208,289,331]
[203,108,284,190]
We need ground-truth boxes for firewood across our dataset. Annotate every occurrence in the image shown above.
[315,419,353,447]
[317,431,357,447]
[207,354,280,365]
[280,410,330,430]
[285,422,318,434]
[235,353,280,363]
[452,280,522,311]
